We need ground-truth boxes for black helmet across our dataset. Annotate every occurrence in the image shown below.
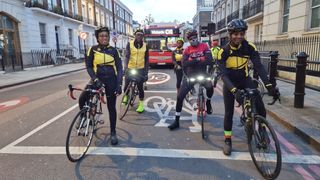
[134,29,144,35]
[227,19,248,33]
[186,29,198,39]
[95,26,110,39]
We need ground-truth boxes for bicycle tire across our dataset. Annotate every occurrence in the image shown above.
[66,109,94,162]
[119,84,132,120]
[198,94,205,139]
[129,85,137,106]
[247,115,282,179]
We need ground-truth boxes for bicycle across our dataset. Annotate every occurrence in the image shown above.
[186,74,213,139]
[119,69,142,120]
[239,88,282,179]
[65,84,106,162]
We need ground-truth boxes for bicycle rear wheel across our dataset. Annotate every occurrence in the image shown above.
[66,109,94,162]
[119,84,132,120]
[247,115,282,179]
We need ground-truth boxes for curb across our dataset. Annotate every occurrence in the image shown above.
[0,68,85,90]
[266,109,320,152]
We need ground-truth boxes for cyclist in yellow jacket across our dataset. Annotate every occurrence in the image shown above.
[217,19,280,155]
[172,38,184,93]
[122,29,149,113]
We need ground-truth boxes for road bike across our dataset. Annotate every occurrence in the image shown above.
[65,84,106,162]
[239,88,282,179]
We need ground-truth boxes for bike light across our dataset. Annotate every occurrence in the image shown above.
[190,78,196,82]
[130,69,137,75]
[206,77,211,81]
[197,76,204,81]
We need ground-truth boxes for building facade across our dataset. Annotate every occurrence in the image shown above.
[0,0,133,72]
[193,0,214,42]
[212,0,320,45]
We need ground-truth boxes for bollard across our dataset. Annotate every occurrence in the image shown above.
[294,52,308,108]
[269,51,279,87]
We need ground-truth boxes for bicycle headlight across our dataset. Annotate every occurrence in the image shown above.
[197,75,204,81]
[130,69,137,75]
[206,77,211,81]
[190,78,196,82]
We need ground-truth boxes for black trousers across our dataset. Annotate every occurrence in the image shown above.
[79,76,118,134]
[176,78,213,113]
[123,70,145,100]
[223,77,266,132]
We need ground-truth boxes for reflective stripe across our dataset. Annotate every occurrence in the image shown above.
[93,50,116,73]
[224,131,232,137]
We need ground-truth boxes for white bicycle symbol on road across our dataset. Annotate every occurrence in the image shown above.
[144,96,202,132]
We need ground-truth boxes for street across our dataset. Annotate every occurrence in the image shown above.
[0,69,319,180]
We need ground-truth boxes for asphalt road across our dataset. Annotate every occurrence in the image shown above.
[0,68,319,180]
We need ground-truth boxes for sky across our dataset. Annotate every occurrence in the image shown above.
[121,0,196,24]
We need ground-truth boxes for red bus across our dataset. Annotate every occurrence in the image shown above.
[144,23,180,66]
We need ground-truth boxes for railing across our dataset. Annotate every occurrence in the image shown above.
[217,18,226,31]
[242,0,264,20]
[227,10,239,23]
[24,48,79,67]
[256,36,320,77]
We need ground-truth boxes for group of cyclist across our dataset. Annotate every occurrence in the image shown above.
[82,19,280,156]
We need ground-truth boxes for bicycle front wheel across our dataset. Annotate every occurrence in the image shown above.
[253,78,265,98]
[197,94,205,139]
[119,85,132,120]
[247,115,282,179]
[66,109,94,162]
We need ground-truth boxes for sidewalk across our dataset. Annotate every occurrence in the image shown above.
[0,64,319,151]
[0,63,85,89]
[264,80,320,151]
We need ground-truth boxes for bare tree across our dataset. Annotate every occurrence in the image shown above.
[144,14,155,25]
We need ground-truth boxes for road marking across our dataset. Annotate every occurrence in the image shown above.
[146,72,170,85]
[0,96,29,112]
[144,96,202,132]
[1,146,320,164]
[3,104,78,148]
[145,90,176,93]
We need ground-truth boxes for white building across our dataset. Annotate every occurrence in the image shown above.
[0,0,133,72]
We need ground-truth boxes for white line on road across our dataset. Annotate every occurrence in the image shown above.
[2,104,78,148]
[145,90,176,93]
[1,146,320,164]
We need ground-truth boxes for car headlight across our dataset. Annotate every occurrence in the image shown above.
[130,69,137,75]
[197,76,204,81]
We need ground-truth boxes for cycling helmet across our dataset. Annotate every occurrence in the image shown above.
[176,38,184,43]
[186,29,198,40]
[227,19,248,33]
[134,29,144,35]
[95,26,110,39]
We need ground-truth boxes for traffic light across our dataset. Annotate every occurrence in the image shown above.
[207,23,215,35]
[200,26,208,37]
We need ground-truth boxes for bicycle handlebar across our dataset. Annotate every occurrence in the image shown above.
[67,84,106,104]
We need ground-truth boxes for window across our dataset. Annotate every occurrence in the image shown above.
[68,29,73,45]
[39,23,46,44]
[282,0,290,33]
[311,0,320,28]
[254,24,263,42]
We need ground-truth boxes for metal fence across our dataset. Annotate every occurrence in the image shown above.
[255,36,320,61]
[255,36,320,76]
[23,49,78,68]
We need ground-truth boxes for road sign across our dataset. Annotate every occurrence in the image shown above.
[80,32,87,40]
